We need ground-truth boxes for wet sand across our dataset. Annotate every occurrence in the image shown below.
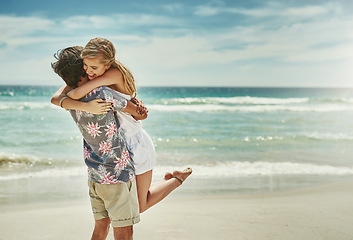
[1,180,353,240]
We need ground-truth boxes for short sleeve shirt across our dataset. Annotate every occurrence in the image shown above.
[69,86,135,184]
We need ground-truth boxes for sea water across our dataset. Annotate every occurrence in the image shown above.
[1,86,353,204]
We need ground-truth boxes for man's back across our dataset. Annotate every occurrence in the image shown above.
[69,86,135,184]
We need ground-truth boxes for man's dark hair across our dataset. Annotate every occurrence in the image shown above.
[51,46,86,88]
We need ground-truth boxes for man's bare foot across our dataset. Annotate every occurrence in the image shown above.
[172,168,193,185]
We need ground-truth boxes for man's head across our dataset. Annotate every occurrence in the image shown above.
[51,46,87,88]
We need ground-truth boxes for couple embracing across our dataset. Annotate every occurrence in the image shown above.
[51,37,192,240]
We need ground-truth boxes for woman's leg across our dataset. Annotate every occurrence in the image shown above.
[136,168,192,213]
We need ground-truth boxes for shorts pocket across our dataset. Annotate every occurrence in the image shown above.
[126,181,133,192]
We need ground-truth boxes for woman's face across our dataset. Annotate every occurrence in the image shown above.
[83,57,110,80]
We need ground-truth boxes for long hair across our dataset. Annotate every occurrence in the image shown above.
[81,37,137,98]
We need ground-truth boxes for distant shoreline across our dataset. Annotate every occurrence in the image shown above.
[2,84,353,90]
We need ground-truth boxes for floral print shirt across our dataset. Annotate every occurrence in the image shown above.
[69,86,135,184]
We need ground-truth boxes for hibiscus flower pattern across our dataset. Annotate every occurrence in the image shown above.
[105,92,127,110]
[99,172,119,184]
[87,122,101,138]
[88,88,98,97]
[114,147,130,169]
[69,86,133,184]
[105,97,117,106]
[76,110,84,121]
[105,122,117,139]
[83,147,92,160]
[129,173,136,182]
[99,140,112,155]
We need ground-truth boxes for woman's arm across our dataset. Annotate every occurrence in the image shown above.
[51,85,72,106]
[131,97,148,116]
[67,68,124,100]
[51,85,85,109]
[123,101,148,121]
[51,85,112,114]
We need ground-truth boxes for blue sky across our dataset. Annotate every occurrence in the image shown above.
[0,0,352,87]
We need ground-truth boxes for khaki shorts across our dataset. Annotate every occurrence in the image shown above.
[88,180,140,228]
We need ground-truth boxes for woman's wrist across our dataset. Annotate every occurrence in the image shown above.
[59,96,69,108]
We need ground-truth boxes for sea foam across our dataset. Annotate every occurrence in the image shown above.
[148,103,353,113]
[1,161,352,181]
[152,161,353,178]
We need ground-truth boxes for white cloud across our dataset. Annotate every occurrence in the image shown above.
[60,13,178,30]
[0,15,57,60]
[283,6,328,17]
[195,2,341,18]
[194,5,220,16]
[162,4,184,13]
[60,15,115,29]
[0,15,54,39]
[0,1,352,87]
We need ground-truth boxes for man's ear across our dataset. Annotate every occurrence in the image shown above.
[105,64,111,70]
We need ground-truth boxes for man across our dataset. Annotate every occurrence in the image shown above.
[51,46,143,240]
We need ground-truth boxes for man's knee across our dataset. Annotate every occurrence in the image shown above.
[92,218,111,239]
[113,225,133,240]
[95,217,111,227]
[94,217,111,233]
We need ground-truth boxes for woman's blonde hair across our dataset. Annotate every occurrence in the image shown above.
[81,37,137,98]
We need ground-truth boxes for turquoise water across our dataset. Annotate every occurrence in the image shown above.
[1,86,353,204]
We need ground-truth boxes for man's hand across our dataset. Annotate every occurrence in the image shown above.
[84,99,112,114]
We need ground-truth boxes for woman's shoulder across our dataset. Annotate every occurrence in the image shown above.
[105,68,130,95]
[106,68,123,79]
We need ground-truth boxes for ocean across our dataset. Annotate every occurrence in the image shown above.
[1,85,353,205]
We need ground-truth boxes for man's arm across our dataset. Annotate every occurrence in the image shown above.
[51,85,112,114]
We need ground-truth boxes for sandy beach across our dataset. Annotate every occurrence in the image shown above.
[2,86,353,239]
[1,179,353,240]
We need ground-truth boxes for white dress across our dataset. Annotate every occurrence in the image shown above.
[115,92,156,175]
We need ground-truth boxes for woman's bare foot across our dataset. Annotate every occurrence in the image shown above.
[172,168,193,185]
[164,172,173,180]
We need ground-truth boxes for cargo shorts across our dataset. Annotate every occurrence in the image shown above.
[88,180,140,227]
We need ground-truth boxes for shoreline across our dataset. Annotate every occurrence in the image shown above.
[1,179,353,240]
[1,172,351,207]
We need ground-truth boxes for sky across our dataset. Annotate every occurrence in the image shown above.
[0,0,352,87]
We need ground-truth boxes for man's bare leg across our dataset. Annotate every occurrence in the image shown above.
[113,225,133,240]
[91,217,110,240]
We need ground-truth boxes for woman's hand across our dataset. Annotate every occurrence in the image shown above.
[131,98,148,115]
[84,99,112,114]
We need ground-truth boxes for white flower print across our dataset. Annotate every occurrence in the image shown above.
[88,88,98,96]
[86,122,102,137]
[99,141,112,155]
[76,110,83,121]
[105,122,117,139]
[114,147,130,170]
[83,147,92,160]
[99,172,119,184]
